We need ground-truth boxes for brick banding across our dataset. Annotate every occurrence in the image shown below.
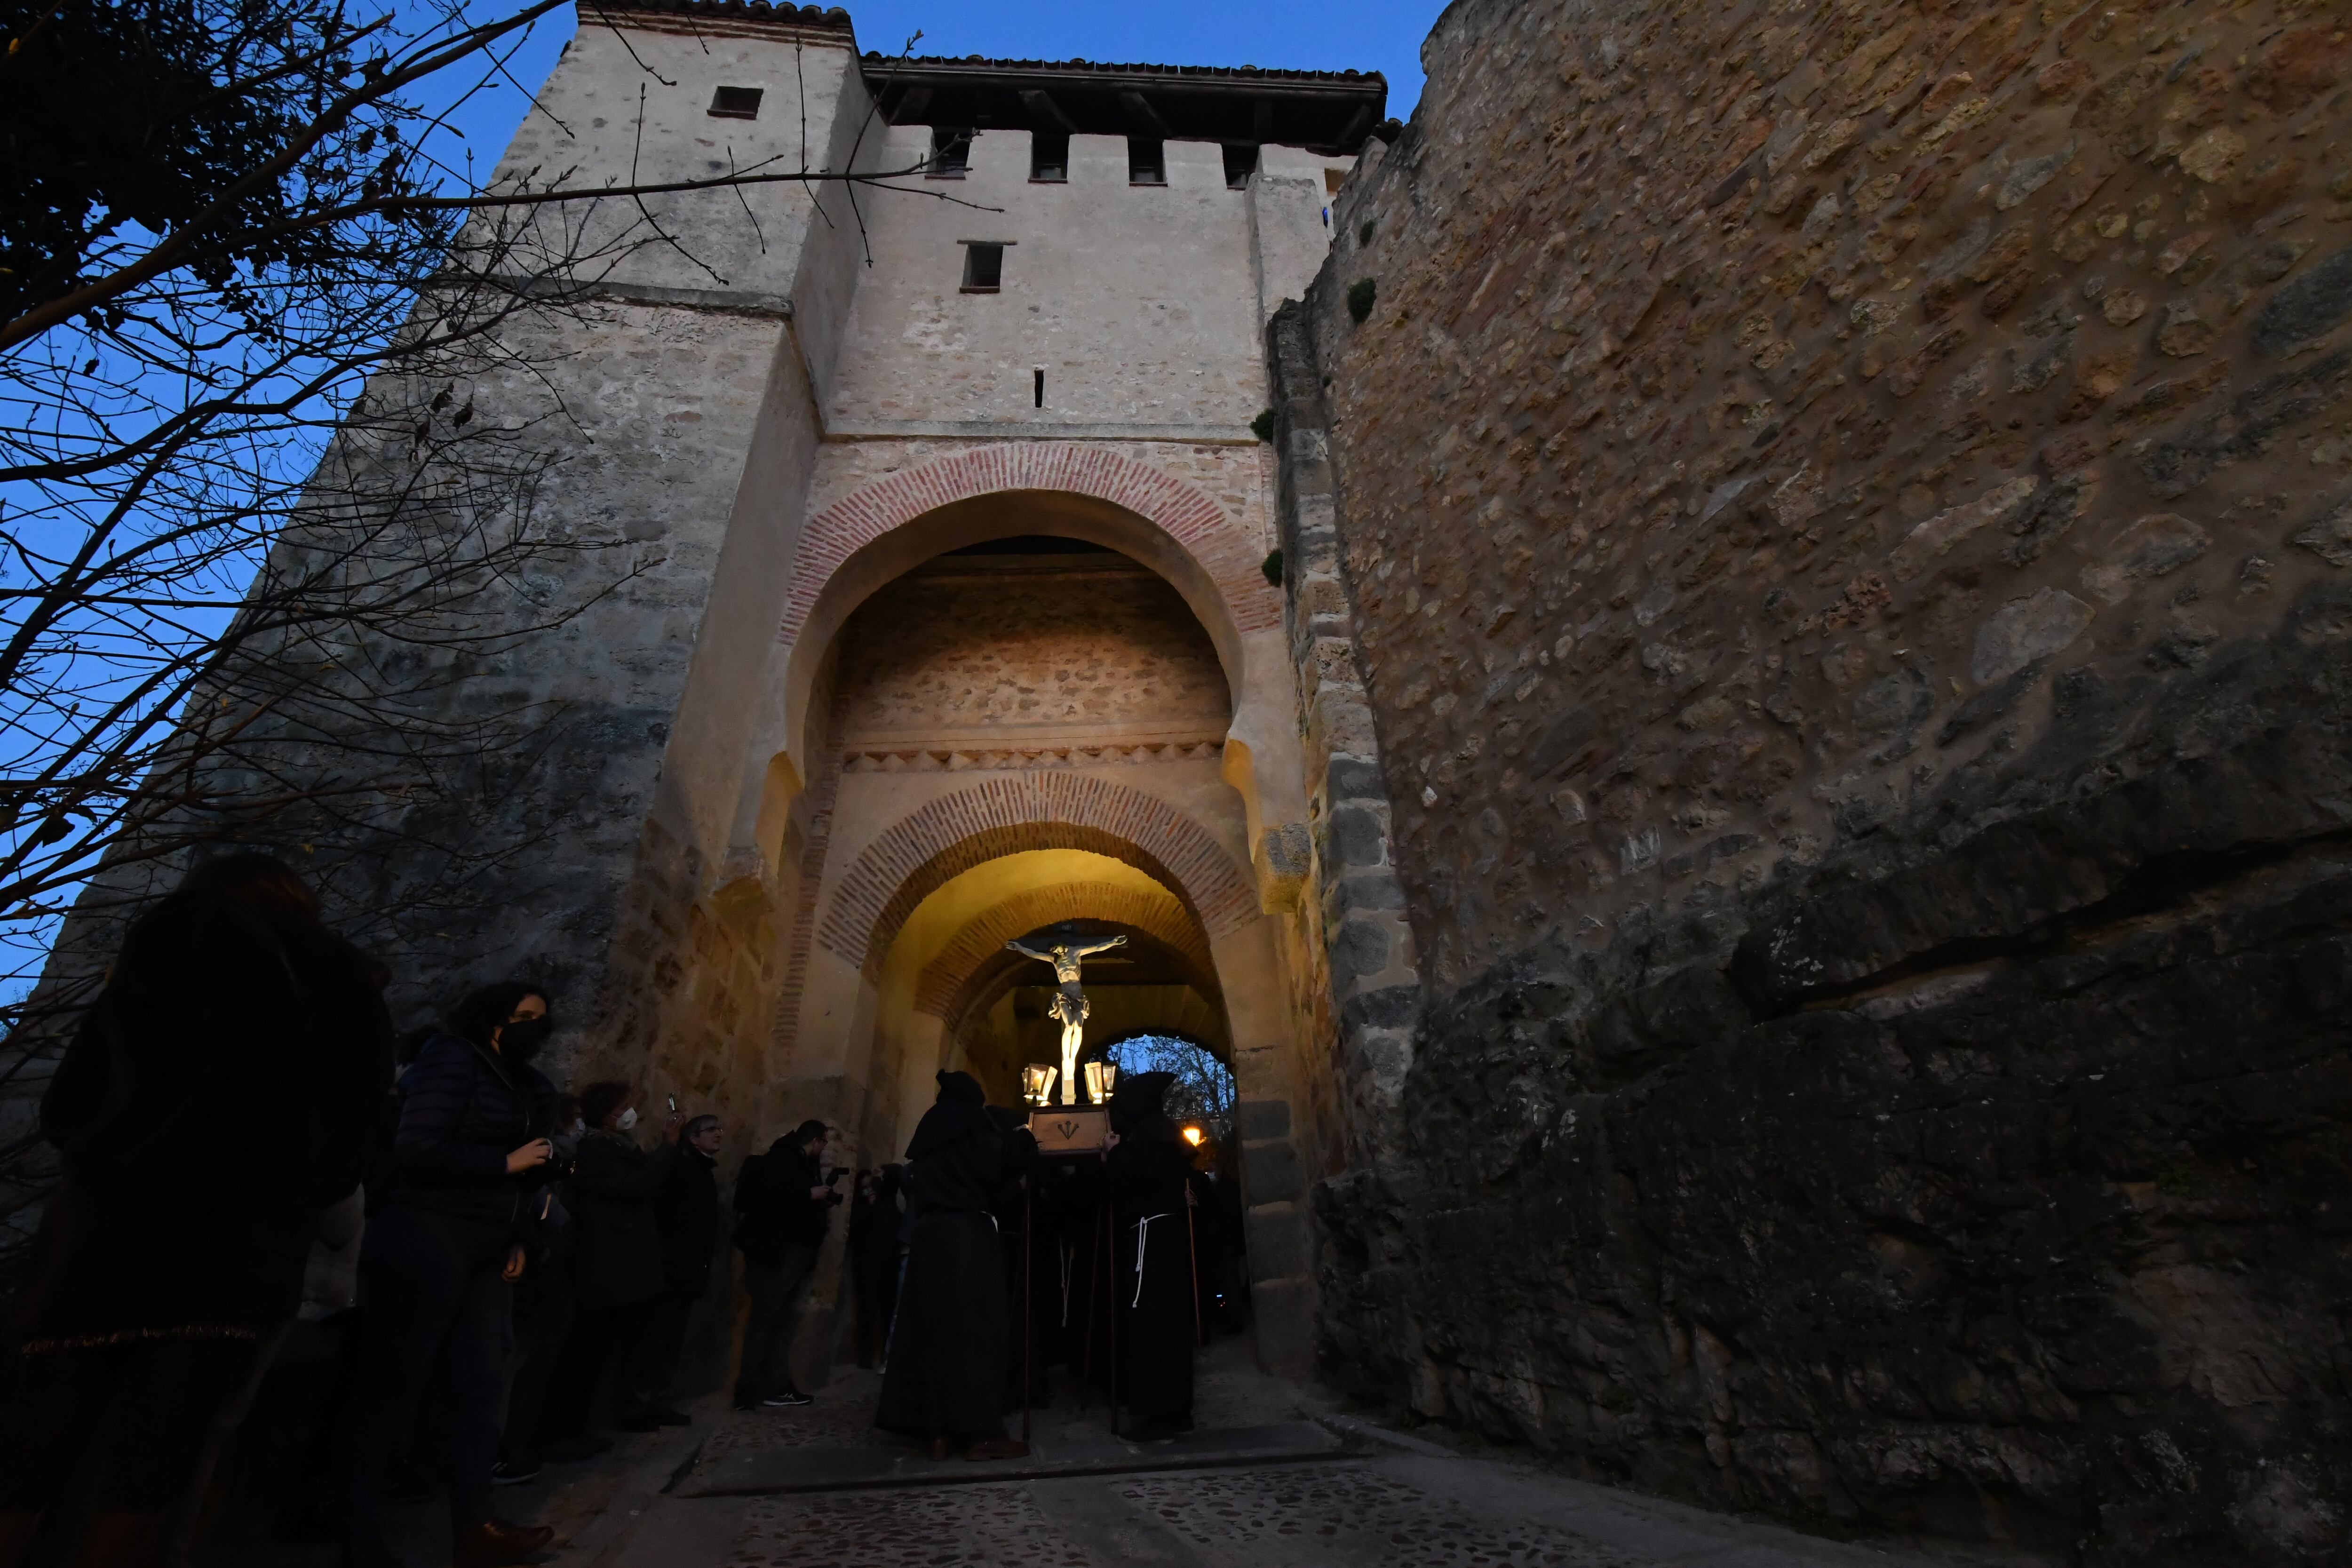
[817,774,1256,977]
[914,879,1215,1019]
[780,444,1280,647]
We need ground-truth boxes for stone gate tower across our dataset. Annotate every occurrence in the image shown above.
[84,0,1401,1376]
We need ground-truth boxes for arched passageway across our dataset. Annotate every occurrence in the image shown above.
[695,495,1330,1383]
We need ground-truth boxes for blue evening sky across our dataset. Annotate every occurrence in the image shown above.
[430,0,1440,167]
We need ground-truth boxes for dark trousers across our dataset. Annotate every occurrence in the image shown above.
[852,1253,898,1368]
[544,1297,666,1434]
[642,1290,699,1404]
[330,1207,512,1550]
[498,1256,574,1466]
[735,1246,817,1399]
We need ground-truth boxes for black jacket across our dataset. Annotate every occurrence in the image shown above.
[27,892,392,1341]
[733,1143,832,1268]
[655,1145,720,1298]
[390,1033,556,1232]
[570,1130,679,1311]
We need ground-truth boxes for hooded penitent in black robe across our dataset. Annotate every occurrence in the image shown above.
[1106,1072,1195,1432]
[878,1073,1034,1441]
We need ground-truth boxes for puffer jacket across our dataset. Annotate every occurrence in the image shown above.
[390,1033,556,1231]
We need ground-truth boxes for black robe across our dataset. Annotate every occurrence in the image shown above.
[1107,1127,1195,1425]
[1035,1158,1106,1380]
[877,1087,1033,1439]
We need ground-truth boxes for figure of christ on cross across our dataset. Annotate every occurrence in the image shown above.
[1003,933,1129,1104]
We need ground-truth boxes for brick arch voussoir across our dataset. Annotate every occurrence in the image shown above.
[780,444,1280,647]
[816,775,1257,982]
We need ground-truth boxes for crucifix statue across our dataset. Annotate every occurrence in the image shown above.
[1005,932,1128,1104]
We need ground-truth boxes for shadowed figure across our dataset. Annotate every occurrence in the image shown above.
[1003,935,1128,1103]
[878,1073,1036,1460]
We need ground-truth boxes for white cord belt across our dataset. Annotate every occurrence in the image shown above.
[1131,1213,1173,1307]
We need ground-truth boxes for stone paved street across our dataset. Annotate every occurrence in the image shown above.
[325,1342,2052,1568]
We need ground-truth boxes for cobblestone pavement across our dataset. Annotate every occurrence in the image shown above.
[433,1340,2052,1568]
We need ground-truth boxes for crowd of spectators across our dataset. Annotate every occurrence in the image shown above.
[0,854,866,1568]
[0,854,1250,1565]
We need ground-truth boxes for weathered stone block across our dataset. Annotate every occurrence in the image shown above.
[1243,1139,1307,1206]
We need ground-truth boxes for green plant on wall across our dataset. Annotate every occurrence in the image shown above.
[1262,548,1284,587]
[1250,408,1276,442]
[1347,277,1376,323]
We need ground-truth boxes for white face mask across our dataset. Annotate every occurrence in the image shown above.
[616,1107,638,1131]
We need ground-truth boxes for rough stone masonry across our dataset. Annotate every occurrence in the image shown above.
[1273,0,2352,1561]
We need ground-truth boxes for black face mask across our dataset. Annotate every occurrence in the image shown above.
[499,1015,553,1063]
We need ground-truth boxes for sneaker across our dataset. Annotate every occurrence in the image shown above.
[489,1458,542,1487]
[761,1389,813,1408]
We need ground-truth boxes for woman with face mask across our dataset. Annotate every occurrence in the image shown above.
[329,981,560,1568]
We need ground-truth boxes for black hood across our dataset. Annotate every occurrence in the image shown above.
[1108,1070,1177,1136]
[906,1070,995,1160]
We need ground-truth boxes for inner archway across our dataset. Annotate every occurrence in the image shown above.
[746,506,1327,1382]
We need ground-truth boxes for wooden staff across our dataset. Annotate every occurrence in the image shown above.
[1185,1180,1204,1346]
[1104,1168,1119,1437]
[1019,1177,1033,1445]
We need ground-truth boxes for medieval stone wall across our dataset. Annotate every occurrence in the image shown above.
[1284,0,2352,1560]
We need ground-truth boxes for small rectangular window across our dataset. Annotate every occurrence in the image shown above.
[708,86,763,120]
[1222,143,1259,190]
[961,242,1003,293]
[1128,137,1165,186]
[930,127,972,178]
[1033,368,1045,408]
[1031,132,1069,183]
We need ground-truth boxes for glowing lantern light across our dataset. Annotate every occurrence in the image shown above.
[1022,1064,1057,1106]
[1084,1059,1117,1105]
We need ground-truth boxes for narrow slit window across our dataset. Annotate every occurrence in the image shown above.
[930,127,972,177]
[708,86,764,120]
[1030,133,1069,182]
[961,242,1004,293]
[1222,143,1259,190]
[1127,137,1165,186]
[1033,368,1045,408]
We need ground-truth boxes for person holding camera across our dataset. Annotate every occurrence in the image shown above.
[330,980,558,1568]
[731,1119,839,1409]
